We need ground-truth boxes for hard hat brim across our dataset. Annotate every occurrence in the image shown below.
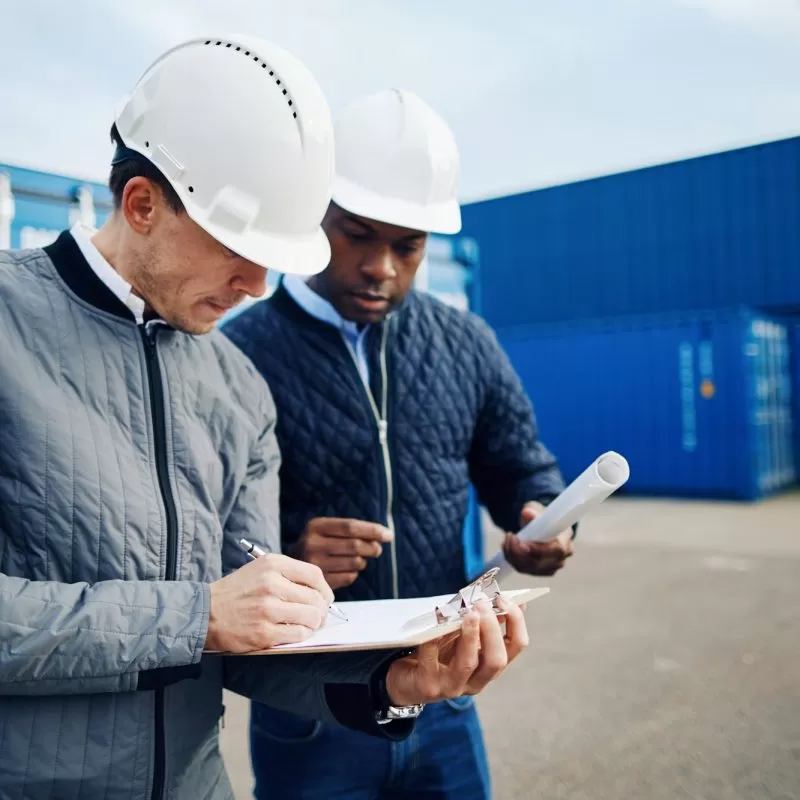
[198,210,332,277]
[332,176,462,235]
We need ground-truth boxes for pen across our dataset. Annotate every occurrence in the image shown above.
[238,538,349,622]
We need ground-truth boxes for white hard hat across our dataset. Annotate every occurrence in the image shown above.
[114,35,334,276]
[332,89,461,235]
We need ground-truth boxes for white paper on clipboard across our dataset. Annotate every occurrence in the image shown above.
[261,587,545,654]
[225,567,549,655]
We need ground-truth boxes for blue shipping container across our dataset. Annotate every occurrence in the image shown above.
[416,234,481,312]
[791,322,800,475]
[499,309,796,500]
[461,136,800,330]
[0,163,113,250]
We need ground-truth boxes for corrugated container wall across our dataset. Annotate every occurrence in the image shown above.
[791,321,800,474]
[461,136,800,330]
[0,163,113,250]
[499,309,795,500]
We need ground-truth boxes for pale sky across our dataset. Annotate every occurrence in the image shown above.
[2,0,800,201]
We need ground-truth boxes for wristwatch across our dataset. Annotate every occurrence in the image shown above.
[376,703,425,725]
[372,652,425,725]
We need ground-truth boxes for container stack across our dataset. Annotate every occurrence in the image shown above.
[461,136,800,499]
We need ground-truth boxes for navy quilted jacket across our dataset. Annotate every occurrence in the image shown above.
[223,285,566,600]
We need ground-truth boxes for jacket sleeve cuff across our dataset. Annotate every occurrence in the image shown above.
[136,583,209,691]
[323,683,415,741]
[136,662,204,691]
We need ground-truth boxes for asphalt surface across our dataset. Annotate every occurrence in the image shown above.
[220,493,800,799]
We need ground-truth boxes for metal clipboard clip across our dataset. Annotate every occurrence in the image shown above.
[434,567,503,624]
[401,567,506,633]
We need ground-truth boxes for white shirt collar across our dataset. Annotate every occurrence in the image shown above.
[283,274,364,338]
[69,223,147,325]
[282,275,373,388]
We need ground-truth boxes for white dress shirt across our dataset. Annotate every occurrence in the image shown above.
[69,223,147,325]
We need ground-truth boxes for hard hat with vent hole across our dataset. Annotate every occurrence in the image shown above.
[331,89,461,235]
[113,35,334,276]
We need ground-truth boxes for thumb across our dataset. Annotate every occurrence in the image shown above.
[520,502,541,526]
[503,532,523,557]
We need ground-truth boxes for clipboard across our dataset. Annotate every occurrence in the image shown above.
[241,568,549,656]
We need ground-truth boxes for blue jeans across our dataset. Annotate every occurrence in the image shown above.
[250,696,491,799]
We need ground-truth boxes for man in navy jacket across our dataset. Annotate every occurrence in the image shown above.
[224,89,574,800]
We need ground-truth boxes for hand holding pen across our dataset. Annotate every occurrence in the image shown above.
[239,539,348,621]
[204,538,346,653]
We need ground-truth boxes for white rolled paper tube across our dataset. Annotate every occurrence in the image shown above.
[482,451,630,581]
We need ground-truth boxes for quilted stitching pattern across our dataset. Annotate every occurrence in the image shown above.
[0,247,389,798]
[224,288,565,601]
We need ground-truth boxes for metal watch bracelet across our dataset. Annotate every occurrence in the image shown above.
[376,703,425,725]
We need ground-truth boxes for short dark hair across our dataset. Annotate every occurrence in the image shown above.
[108,123,184,214]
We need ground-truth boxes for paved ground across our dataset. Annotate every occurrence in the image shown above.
[220,493,800,799]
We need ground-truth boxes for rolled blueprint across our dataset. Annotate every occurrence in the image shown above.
[482,451,630,581]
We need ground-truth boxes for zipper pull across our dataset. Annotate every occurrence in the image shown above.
[378,419,388,445]
[142,324,159,355]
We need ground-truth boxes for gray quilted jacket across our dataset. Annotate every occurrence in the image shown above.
[0,232,407,800]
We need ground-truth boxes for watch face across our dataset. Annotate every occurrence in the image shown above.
[389,704,425,719]
[376,704,425,725]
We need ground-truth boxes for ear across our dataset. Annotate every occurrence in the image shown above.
[120,177,162,235]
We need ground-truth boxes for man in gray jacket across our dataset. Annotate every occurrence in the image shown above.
[0,36,529,800]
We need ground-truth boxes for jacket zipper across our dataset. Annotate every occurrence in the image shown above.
[142,324,179,800]
[341,320,399,598]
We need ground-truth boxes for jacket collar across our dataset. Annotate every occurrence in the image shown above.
[269,280,342,332]
[269,279,408,333]
[282,274,365,337]
[44,231,136,321]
